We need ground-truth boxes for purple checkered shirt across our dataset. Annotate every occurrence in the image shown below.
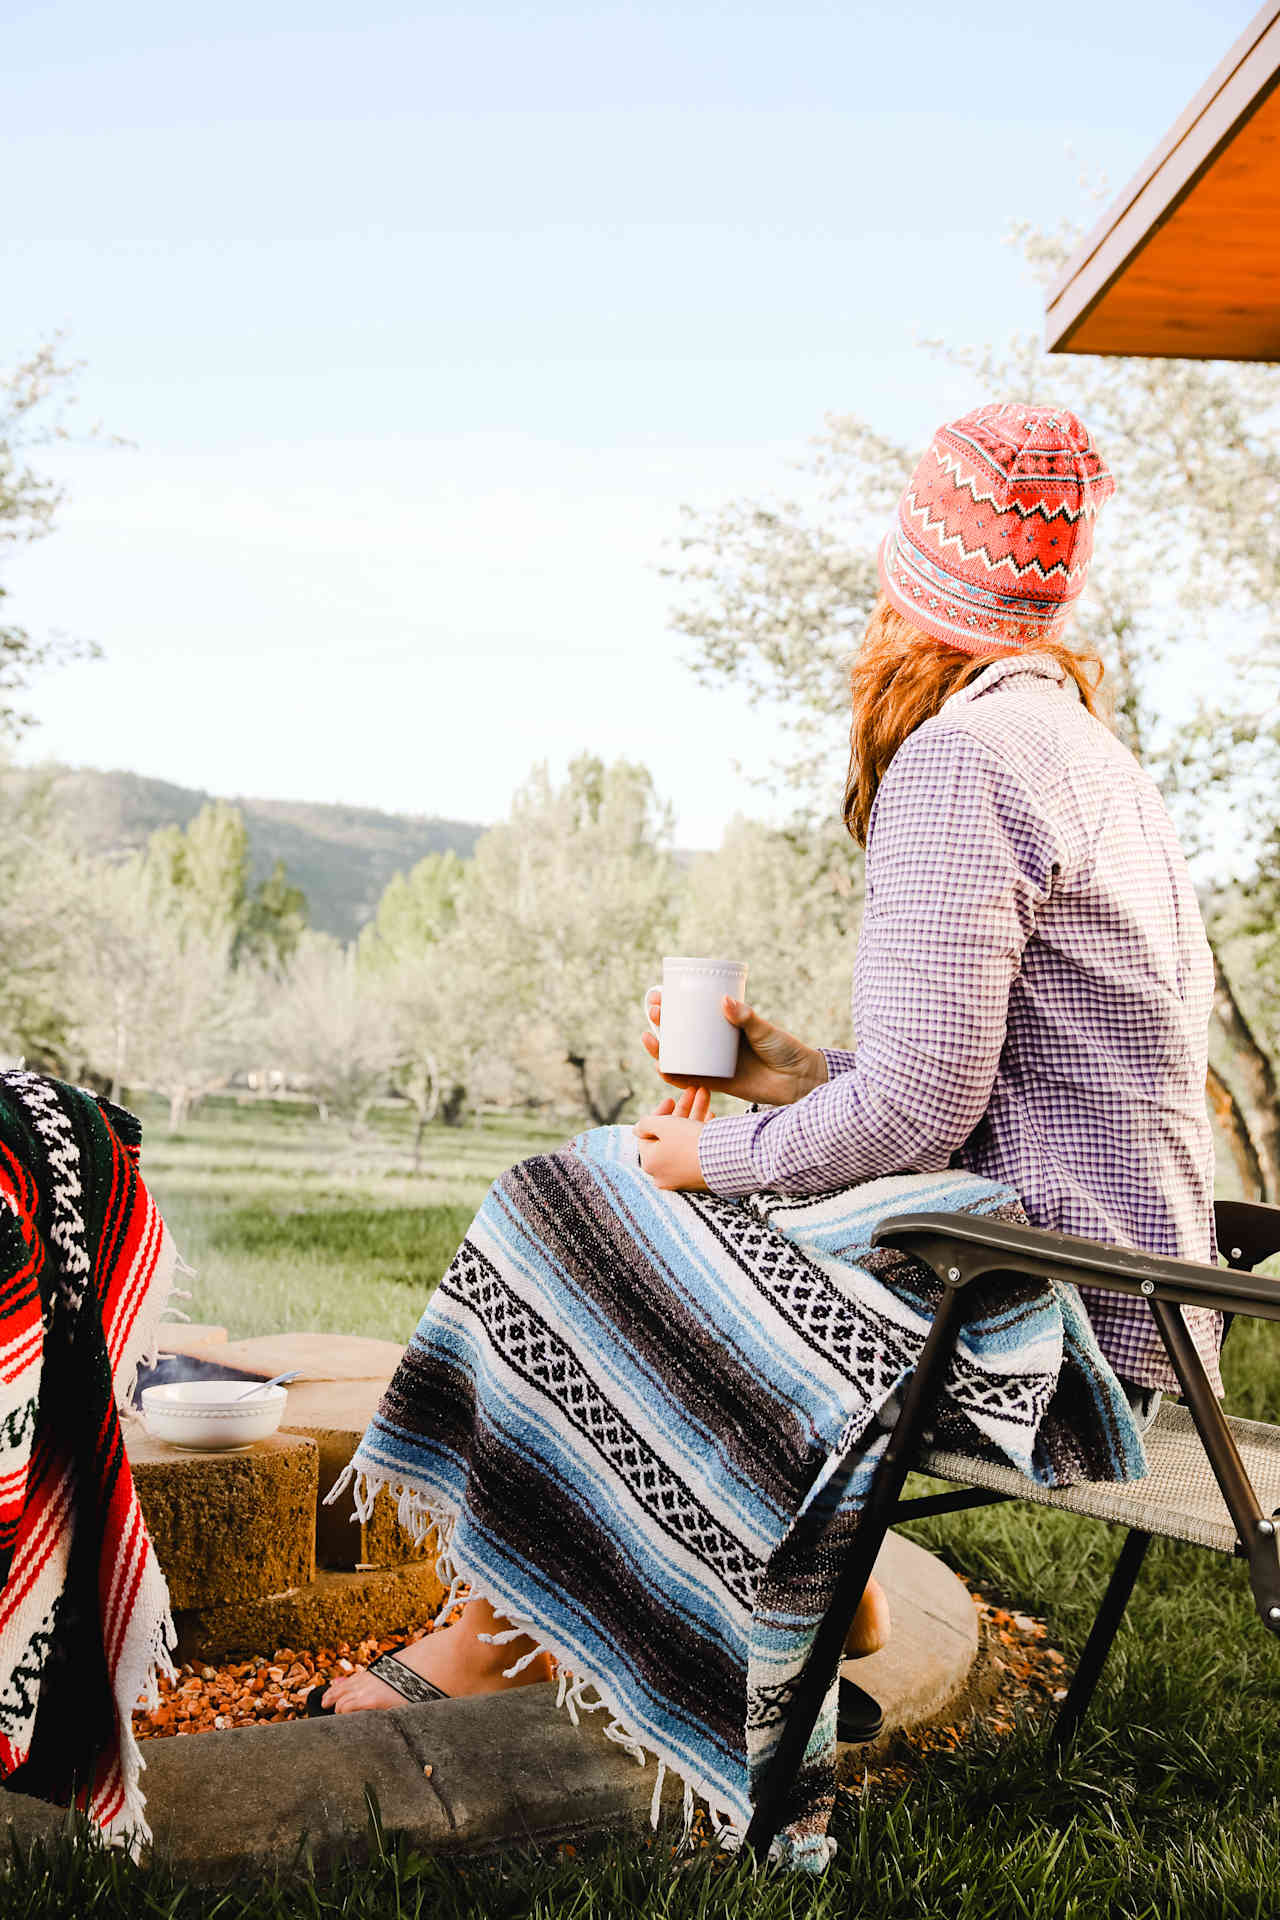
[698,655,1222,1397]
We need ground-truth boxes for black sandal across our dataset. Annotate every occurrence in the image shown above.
[836,1676,884,1743]
[306,1647,452,1717]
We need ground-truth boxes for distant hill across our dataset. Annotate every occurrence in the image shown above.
[39,767,486,940]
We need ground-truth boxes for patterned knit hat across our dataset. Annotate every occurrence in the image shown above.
[878,403,1115,655]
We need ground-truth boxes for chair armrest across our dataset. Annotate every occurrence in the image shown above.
[1216,1199,1280,1271]
[872,1211,1280,1324]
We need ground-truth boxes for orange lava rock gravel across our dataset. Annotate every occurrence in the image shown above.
[133,1584,1065,1758]
[133,1616,459,1740]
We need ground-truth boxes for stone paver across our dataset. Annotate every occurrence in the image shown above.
[126,1430,318,1611]
[157,1323,228,1356]
[0,1792,76,1851]
[188,1333,404,1383]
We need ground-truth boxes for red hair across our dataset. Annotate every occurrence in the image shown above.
[842,595,1105,847]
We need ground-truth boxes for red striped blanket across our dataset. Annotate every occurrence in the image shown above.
[0,1072,176,1841]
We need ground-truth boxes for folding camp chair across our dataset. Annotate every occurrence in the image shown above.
[744,1198,1280,1861]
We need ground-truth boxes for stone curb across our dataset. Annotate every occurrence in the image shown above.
[837,1529,979,1770]
[140,1683,679,1881]
[2,1531,980,1881]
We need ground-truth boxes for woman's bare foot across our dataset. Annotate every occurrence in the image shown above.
[321,1597,553,1714]
[843,1575,892,1658]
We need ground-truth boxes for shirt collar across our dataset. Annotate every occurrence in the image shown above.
[945,652,1074,708]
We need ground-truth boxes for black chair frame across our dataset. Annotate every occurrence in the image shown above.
[744,1198,1280,1862]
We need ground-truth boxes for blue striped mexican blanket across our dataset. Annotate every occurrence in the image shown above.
[332,1126,1146,1869]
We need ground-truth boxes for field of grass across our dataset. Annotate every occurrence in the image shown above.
[136,1094,573,1344]
[6,1096,1279,1917]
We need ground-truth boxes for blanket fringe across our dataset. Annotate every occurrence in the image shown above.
[116,1227,192,1419]
[105,1592,179,1855]
[104,1228,183,1852]
[322,1463,745,1853]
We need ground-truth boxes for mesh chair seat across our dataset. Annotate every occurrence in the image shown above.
[920,1402,1280,1554]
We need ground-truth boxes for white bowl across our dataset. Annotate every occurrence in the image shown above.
[140,1379,288,1450]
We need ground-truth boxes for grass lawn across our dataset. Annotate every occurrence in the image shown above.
[5,1096,1279,1917]
[136,1094,573,1344]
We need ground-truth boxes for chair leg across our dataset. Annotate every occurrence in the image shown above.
[1049,1527,1151,1756]
[744,1285,964,1863]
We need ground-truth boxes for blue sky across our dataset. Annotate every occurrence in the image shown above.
[3,0,1254,843]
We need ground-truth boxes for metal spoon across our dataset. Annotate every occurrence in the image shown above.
[234,1369,303,1400]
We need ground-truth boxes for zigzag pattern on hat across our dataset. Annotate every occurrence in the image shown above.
[930,443,1105,521]
[898,494,1095,587]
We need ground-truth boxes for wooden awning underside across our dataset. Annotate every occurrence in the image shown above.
[1047,2,1280,359]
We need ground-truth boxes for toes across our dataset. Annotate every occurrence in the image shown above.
[329,1673,401,1714]
[321,1672,366,1711]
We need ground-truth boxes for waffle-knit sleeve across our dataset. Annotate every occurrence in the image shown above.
[696,726,1059,1198]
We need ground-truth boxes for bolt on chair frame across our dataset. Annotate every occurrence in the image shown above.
[744,1198,1280,1862]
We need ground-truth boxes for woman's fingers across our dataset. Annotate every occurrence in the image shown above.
[723,997,781,1051]
[634,1088,716,1125]
[642,1034,728,1094]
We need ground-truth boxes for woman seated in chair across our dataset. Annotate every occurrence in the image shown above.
[316,405,1219,1861]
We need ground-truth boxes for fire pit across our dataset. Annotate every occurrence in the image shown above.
[126,1331,447,1663]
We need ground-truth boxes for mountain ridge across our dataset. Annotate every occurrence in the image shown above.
[35,764,487,940]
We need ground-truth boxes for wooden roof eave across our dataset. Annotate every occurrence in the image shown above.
[1046,0,1280,358]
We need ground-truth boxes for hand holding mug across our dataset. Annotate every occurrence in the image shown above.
[642,991,828,1108]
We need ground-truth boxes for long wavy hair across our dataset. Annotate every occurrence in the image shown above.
[842,595,1105,847]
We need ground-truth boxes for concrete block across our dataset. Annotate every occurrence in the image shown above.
[127,1430,317,1612]
[172,1562,448,1663]
[280,1379,388,1430]
[278,1381,432,1572]
[309,1426,435,1572]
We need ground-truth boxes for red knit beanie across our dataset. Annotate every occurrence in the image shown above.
[878,403,1116,656]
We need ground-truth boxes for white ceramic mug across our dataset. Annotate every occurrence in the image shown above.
[643,956,748,1079]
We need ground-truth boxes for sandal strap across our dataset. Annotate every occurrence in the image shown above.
[367,1651,451,1706]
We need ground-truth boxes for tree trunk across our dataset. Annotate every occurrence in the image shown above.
[440,1084,467,1127]
[110,1003,127,1107]
[410,1055,440,1172]
[599,1087,633,1126]
[1210,949,1280,1201]
[1206,1061,1264,1199]
[168,1086,190,1132]
[567,1054,632,1127]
